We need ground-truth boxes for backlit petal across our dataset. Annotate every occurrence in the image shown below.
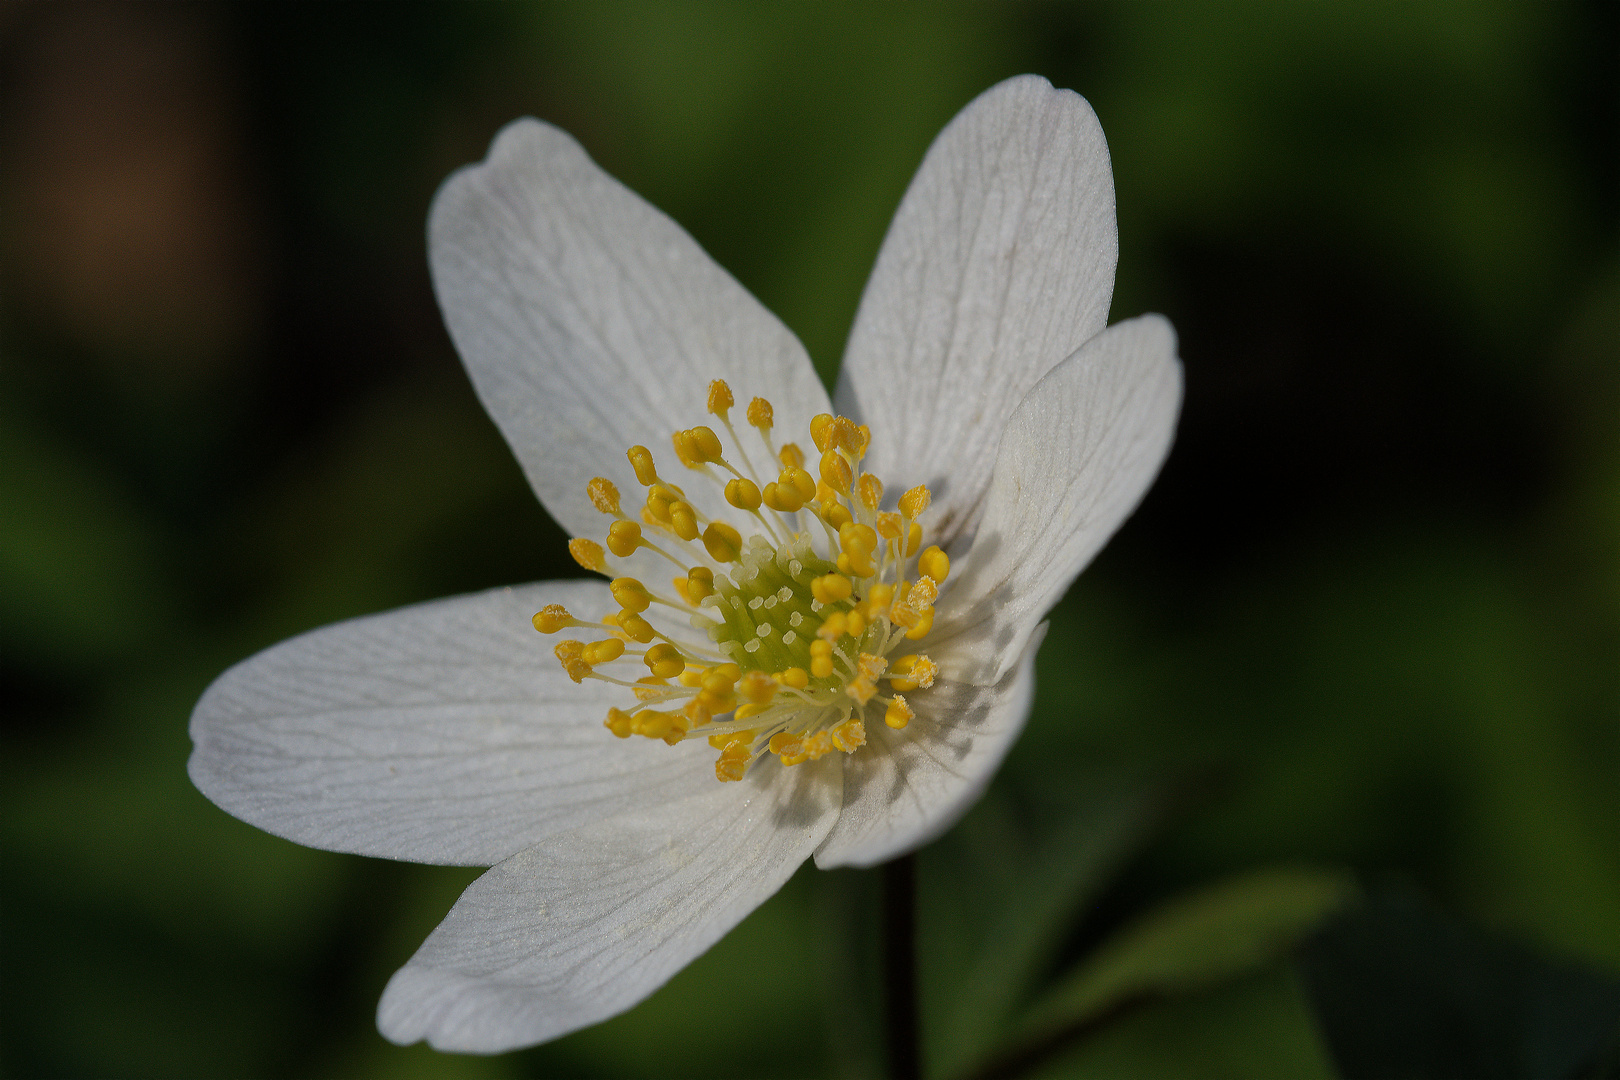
[933,315,1182,686]
[377,755,840,1053]
[188,581,718,867]
[430,119,831,545]
[813,625,1043,870]
[836,75,1117,547]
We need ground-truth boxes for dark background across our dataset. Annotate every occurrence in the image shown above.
[2,2,1615,1077]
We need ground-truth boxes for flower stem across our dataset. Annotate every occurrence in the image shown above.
[883,853,921,1080]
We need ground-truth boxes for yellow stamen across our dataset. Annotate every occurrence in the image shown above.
[531,604,572,634]
[628,445,659,486]
[885,696,914,729]
[918,545,950,584]
[810,573,853,604]
[707,379,734,416]
[820,449,852,494]
[644,642,684,678]
[702,521,742,562]
[686,566,715,601]
[746,397,773,429]
[587,477,621,515]
[809,414,835,453]
[855,473,883,511]
[605,707,634,738]
[606,520,642,558]
[569,537,606,573]
[779,443,804,469]
[725,477,762,511]
[610,577,651,613]
[899,484,931,518]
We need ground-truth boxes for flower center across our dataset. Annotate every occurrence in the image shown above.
[531,380,947,783]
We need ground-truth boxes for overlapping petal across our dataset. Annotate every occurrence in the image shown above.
[813,624,1045,870]
[377,755,841,1053]
[189,581,720,866]
[430,119,832,551]
[836,75,1118,547]
[933,315,1182,686]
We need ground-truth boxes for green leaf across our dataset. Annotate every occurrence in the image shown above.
[970,866,1357,1079]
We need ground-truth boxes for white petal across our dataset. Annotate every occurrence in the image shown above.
[430,118,831,544]
[188,581,722,866]
[377,755,841,1053]
[813,624,1044,870]
[934,315,1182,686]
[835,75,1118,546]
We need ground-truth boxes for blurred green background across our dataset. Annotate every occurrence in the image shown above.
[2,2,1616,1077]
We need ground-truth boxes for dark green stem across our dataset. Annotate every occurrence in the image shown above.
[883,853,921,1080]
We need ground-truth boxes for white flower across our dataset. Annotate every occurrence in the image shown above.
[188,74,1182,1054]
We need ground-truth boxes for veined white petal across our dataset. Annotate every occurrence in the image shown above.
[836,75,1118,547]
[813,625,1044,870]
[430,118,831,544]
[377,755,840,1053]
[188,581,721,867]
[933,315,1182,686]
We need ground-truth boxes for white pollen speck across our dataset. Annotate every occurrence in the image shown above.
[748,597,763,610]
[789,611,804,627]
[757,623,772,637]
[782,631,797,645]
[744,638,761,653]
[763,595,778,609]
[777,586,793,602]
[789,559,803,577]
[811,600,824,612]
[731,596,744,611]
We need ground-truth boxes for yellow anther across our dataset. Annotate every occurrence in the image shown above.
[779,442,805,469]
[633,676,668,702]
[605,707,635,738]
[734,701,771,720]
[840,522,878,555]
[854,424,871,456]
[671,430,699,468]
[686,566,715,602]
[747,397,773,429]
[681,698,713,727]
[830,719,863,753]
[784,467,817,502]
[918,545,950,583]
[774,667,810,690]
[554,639,584,662]
[707,379,734,416]
[627,445,659,486]
[846,608,866,639]
[678,663,707,688]
[876,512,902,540]
[820,449,852,494]
[708,662,742,684]
[909,576,939,609]
[532,604,572,634]
[821,501,853,530]
[817,611,848,641]
[737,670,777,706]
[899,484,932,519]
[687,426,724,463]
[855,473,883,511]
[805,730,835,760]
[829,416,861,455]
[583,638,625,665]
[715,741,751,782]
[905,605,935,640]
[811,573,854,604]
[606,520,642,558]
[631,708,686,741]
[889,654,938,691]
[667,500,700,541]
[644,643,684,679]
[725,477,762,511]
[671,575,692,605]
[890,601,920,629]
[885,696,914,729]
[569,537,606,573]
[702,521,742,562]
[866,583,896,611]
[906,521,923,556]
[609,577,651,613]
[762,482,802,514]
[644,483,682,523]
[809,639,834,678]
[616,610,655,643]
[858,653,888,681]
[847,676,878,705]
[710,728,754,749]
[586,477,621,515]
[555,639,591,683]
[837,550,877,579]
[810,413,835,453]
